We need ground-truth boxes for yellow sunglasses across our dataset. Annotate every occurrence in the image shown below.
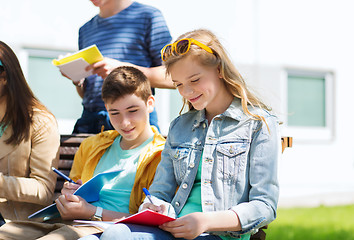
[161,38,213,62]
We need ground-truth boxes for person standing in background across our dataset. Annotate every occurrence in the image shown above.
[68,0,172,134]
[0,41,60,222]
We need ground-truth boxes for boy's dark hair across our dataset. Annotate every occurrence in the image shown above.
[102,66,152,103]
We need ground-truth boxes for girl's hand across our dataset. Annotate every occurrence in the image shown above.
[141,203,168,215]
[55,194,95,220]
[159,212,208,239]
[61,179,82,195]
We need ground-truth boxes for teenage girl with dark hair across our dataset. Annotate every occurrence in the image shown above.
[0,41,60,222]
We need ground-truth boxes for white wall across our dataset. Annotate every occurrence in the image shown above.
[0,0,96,50]
[1,0,353,205]
[146,0,354,203]
[255,0,354,204]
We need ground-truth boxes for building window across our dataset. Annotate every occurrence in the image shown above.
[284,69,334,141]
[21,48,82,134]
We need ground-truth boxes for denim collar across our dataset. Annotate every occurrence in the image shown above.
[222,98,247,121]
[191,98,248,131]
[191,110,207,131]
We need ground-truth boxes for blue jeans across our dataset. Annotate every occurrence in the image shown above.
[73,109,114,134]
[73,108,160,134]
[148,109,160,132]
[79,224,222,240]
[0,212,5,227]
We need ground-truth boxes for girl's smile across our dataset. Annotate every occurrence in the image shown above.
[188,94,202,103]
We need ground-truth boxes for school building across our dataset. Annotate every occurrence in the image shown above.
[1,0,353,207]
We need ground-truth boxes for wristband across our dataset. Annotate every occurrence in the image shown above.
[90,206,103,221]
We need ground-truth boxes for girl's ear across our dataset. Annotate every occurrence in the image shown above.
[146,95,155,114]
[217,66,222,79]
[0,72,7,82]
[0,76,6,86]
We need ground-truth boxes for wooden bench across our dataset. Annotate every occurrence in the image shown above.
[54,134,93,199]
[281,136,293,153]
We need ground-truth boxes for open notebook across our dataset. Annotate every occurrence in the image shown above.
[74,209,176,230]
[28,170,122,221]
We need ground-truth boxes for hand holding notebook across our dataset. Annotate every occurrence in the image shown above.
[53,45,103,82]
[28,170,122,220]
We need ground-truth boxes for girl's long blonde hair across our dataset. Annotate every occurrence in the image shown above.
[164,29,271,123]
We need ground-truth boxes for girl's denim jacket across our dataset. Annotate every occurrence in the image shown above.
[145,98,280,238]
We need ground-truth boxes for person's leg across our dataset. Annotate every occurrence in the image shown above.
[194,234,223,240]
[73,109,114,134]
[73,109,94,133]
[97,110,114,132]
[0,212,5,227]
[100,223,175,240]
[78,233,101,240]
[149,108,160,132]
[36,225,102,240]
[99,223,224,240]
[0,221,67,240]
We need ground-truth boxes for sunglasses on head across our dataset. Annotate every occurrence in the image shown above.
[161,38,214,62]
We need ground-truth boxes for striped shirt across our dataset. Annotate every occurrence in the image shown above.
[79,1,172,111]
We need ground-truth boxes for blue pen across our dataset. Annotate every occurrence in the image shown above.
[52,167,77,184]
[143,187,154,204]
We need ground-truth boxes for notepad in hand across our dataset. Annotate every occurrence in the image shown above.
[117,209,175,226]
[28,169,122,221]
[74,209,175,230]
[53,45,104,82]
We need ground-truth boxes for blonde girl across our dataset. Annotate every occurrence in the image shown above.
[84,29,280,240]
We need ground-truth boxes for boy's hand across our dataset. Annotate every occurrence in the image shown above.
[159,212,207,240]
[87,57,128,79]
[61,179,82,195]
[141,203,168,215]
[60,71,72,80]
[59,71,85,87]
[55,194,95,220]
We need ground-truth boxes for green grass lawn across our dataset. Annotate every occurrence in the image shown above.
[266,204,354,240]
